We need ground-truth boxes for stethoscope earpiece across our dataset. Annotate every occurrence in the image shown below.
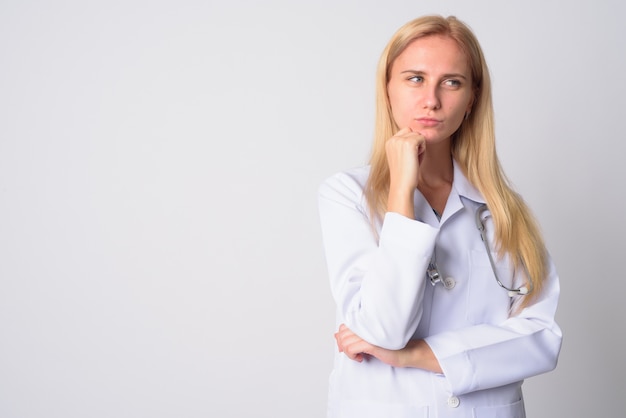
[508,287,528,297]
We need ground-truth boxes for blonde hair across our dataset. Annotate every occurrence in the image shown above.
[365,15,548,309]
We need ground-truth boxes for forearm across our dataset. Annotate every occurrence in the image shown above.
[387,187,416,219]
[335,325,443,373]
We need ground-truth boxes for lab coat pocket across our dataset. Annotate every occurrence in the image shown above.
[338,400,428,418]
[468,249,513,324]
[472,397,525,417]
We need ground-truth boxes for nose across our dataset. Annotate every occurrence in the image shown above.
[422,85,441,110]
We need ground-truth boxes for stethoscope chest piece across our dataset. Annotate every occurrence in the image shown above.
[427,262,456,289]
[442,277,456,289]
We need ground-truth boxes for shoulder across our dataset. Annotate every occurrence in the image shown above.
[319,165,370,195]
[318,165,371,208]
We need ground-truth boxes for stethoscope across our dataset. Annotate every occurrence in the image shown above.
[427,203,532,297]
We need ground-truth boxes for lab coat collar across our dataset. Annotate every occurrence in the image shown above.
[412,159,485,225]
[414,160,485,225]
[451,159,486,205]
[435,160,485,224]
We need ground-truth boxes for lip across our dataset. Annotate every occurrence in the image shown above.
[416,117,442,127]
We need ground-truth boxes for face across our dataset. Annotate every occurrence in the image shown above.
[387,35,474,143]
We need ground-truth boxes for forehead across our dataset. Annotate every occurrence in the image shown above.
[391,35,470,75]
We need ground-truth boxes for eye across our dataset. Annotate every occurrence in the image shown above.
[443,79,462,88]
[408,75,423,83]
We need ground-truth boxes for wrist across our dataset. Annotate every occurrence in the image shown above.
[403,340,442,373]
[387,188,415,219]
[402,340,423,368]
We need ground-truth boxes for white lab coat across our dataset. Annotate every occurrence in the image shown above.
[318,160,562,418]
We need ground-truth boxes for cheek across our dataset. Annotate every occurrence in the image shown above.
[448,104,466,122]
[388,90,412,127]
[444,107,467,135]
[447,96,472,123]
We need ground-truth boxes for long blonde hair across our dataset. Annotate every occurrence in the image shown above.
[365,15,548,308]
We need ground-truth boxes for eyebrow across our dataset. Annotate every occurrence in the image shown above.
[400,70,468,80]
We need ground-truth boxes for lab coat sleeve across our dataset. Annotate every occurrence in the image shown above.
[424,258,563,396]
[318,171,439,350]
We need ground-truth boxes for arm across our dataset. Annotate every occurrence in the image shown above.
[334,323,442,373]
[335,257,562,395]
[318,171,438,350]
[425,258,562,395]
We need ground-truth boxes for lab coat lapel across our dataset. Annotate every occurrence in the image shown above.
[439,160,486,225]
[413,190,440,226]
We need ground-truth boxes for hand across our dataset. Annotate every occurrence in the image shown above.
[386,127,426,191]
[334,324,400,365]
[334,324,442,373]
[385,128,426,217]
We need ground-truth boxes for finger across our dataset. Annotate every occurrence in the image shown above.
[335,330,376,363]
[336,332,361,352]
[334,331,359,353]
[334,332,342,352]
[335,330,355,352]
[417,140,426,154]
[395,127,412,136]
[335,325,371,359]
[335,324,356,342]
[336,334,364,357]
[343,339,373,361]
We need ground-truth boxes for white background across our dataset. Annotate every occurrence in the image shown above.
[1,1,624,417]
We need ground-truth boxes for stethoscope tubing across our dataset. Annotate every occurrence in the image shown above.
[475,204,532,296]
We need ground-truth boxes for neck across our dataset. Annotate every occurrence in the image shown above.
[418,146,453,188]
[417,143,454,216]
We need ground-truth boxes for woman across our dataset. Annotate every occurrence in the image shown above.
[318,15,562,417]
